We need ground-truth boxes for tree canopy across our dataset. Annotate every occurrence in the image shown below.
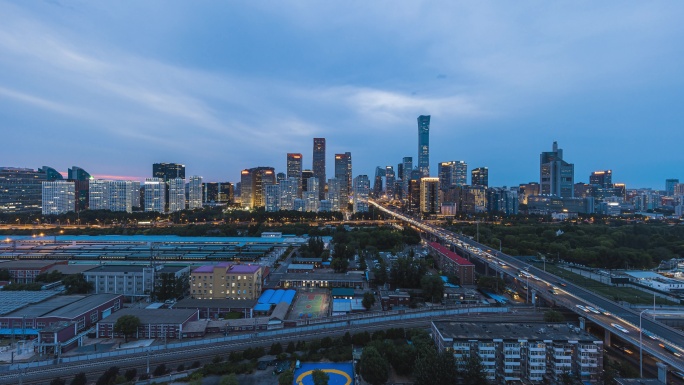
[113,315,141,342]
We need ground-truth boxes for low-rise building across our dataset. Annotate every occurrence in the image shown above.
[83,265,155,299]
[427,242,475,286]
[379,289,410,310]
[432,321,603,384]
[97,308,199,340]
[0,260,68,284]
[173,298,256,319]
[191,263,263,300]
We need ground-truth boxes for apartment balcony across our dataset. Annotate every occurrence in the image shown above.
[580,347,598,353]
[504,354,521,359]
[503,361,521,366]
[529,347,546,353]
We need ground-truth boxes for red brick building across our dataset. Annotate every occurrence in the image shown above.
[428,242,475,286]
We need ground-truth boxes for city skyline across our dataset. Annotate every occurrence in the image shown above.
[1,2,684,188]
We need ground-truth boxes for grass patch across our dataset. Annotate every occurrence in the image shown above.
[531,263,675,305]
[222,312,243,320]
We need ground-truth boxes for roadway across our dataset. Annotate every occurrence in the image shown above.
[370,200,684,374]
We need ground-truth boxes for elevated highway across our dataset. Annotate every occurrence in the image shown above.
[370,200,684,374]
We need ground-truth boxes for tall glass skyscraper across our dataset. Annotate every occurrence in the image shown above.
[417,115,430,177]
[312,138,326,200]
[286,153,303,198]
[334,153,351,210]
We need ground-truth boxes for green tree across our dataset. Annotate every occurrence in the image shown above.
[286,341,296,353]
[153,364,167,376]
[278,370,294,385]
[124,368,137,381]
[63,273,93,294]
[113,315,141,342]
[388,344,416,376]
[70,372,87,385]
[96,366,119,385]
[269,342,283,355]
[359,346,388,385]
[219,373,239,385]
[362,292,376,310]
[0,268,10,281]
[312,369,329,385]
[421,275,444,303]
[331,258,349,273]
[461,354,487,385]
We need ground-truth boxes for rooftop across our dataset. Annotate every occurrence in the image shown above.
[0,291,60,316]
[100,308,198,325]
[5,295,86,318]
[433,321,601,342]
[42,294,122,319]
[192,263,261,274]
[429,242,475,266]
[83,265,152,273]
[174,298,256,309]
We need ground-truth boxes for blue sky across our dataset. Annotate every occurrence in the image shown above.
[1,1,683,189]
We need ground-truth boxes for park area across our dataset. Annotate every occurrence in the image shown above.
[288,289,330,320]
[294,363,354,385]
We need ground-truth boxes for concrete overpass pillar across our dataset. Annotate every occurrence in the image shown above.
[579,316,586,330]
[603,328,611,347]
[657,362,668,384]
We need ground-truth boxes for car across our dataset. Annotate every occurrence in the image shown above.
[576,305,589,313]
[585,306,601,314]
[611,323,629,333]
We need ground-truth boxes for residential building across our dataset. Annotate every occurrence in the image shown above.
[540,141,574,198]
[190,263,263,300]
[353,175,370,213]
[144,178,166,212]
[417,115,430,177]
[432,321,603,384]
[0,167,48,213]
[168,177,186,213]
[420,177,440,214]
[312,138,326,199]
[287,153,303,197]
[188,176,203,209]
[471,167,489,188]
[83,265,155,299]
[42,180,75,215]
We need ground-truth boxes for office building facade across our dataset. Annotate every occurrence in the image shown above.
[144,178,166,212]
[420,177,440,214]
[666,179,680,196]
[417,115,430,177]
[67,166,91,212]
[286,153,303,197]
[42,181,75,215]
[188,176,203,209]
[265,184,280,212]
[327,178,341,211]
[279,177,298,210]
[589,170,612,188]
[240,167,276,209]
[353,175,370,213]
[334,153,352,210]
[312,138,326,199]
[471,167,489,188]
[153,163,185,181]
[540,142,574,198]
[0,167,48,213]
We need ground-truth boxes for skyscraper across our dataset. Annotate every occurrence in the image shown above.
[188,176,203,209]
[153,163,185,181]
[240,167,276,209]
[168,177,186,213]
[287,153,303,197]
[334,153,352,210]
[265,184,280,212]
[279,177,298,210]
[666,179,680,196]
[0,167,47,213]
[420,177,440,214]
[67,166,91,212]
[540,142,574,198]
[42,181,75,215]
[312,138,326,200]
[438,161,468,191]
[144,178,166,212]
[402,157,413,197]
[471,167,489,188]
[385,166,395,198]
[417,115,430,177]
[353,175,370,213]
[373,166,384,197]
[589,170,613,188]
[327,178,341,212]
[305,177,320,212]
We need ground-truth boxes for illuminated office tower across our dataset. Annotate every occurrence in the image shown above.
[471,167,489,188]
[287,153,303,197]
[88,180,109,210]
[144,178,166,212]
[345,152,352,201]
[453,161,468,186]
[373,167,384,197]
[153,163,185,181]
[188,176,203,209]
[402,157,413,196]
[0,167,48,213]
[301,170,314,193]
[265,184,280,212]
[438,161,468,191]
[276,172,286,183]
[279,178,298,211]
[417,115,430,177]
[385,166,395,198]
[240,167,275,209]
[312,138,326,199]
[666,179,679,196]
[335,153,352,210]
[109,181,135,212]
[67,166,91,212]
[327,178,341,211]
[420,177,440,214]
[540,141,574,198]
[590,170,613,188]
[130,181,141,209]
[42,181,75,215]
[353,175,370,213]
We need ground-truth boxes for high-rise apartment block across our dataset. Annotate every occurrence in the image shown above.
[168,177,186,213]
[417,115,430,177]
[353,175,370,213]
[286,153,303,197]
[420,177,440,214]
[188,176,203,209]
[589,170,613,188]
[144,178,166,212]
[312,138,326,200]
[471,167,489,188]
[42,181,75,215]
[540,142,574,198]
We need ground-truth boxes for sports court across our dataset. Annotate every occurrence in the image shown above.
[288,289,330,320]
[294,362,355,385]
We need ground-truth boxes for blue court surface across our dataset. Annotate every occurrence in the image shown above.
[293,362,354,385]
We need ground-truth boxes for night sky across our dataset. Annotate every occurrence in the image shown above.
[1,1,683,189]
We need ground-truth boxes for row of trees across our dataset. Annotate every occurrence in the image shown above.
[1,271,93,294]
[452,221,684,269]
